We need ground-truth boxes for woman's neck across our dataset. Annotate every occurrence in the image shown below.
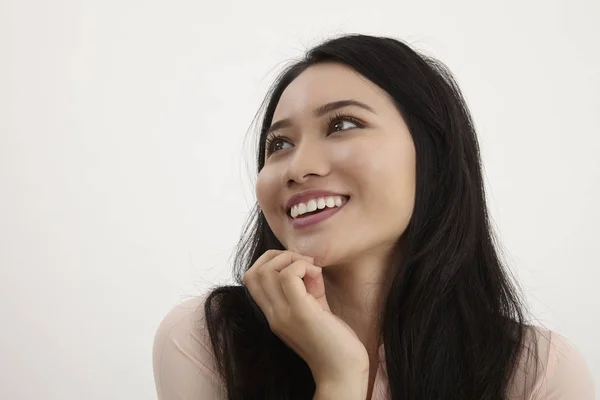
[321,249,395,356]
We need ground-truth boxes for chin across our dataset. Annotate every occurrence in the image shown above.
[309,252,343,268]
[283,240,346,267]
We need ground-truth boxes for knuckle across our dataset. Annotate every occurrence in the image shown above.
[290,258,306,266]
[266,249,280,257]
[243,271,255,284]
[257,266,269,279]
[268,322,280,335]
[267,316,282,334]
[279,264,293,276]
[279,270,297,284]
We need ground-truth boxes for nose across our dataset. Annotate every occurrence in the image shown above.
[285,137,330,185]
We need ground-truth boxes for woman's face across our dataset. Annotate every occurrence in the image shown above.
[255,62,416,267]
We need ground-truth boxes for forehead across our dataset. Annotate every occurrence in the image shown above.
[272,62,393,120]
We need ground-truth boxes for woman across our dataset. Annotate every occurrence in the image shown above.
[152,34,595,399]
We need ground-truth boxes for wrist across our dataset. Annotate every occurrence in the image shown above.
[314,374,369,400]
[312,358,369,385]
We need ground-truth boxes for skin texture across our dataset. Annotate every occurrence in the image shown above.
[251,61,417,397]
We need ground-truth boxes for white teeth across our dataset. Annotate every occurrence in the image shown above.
[298,203,307,214]
[290,195,347,219]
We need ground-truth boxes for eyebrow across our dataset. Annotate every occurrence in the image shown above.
[265,99,376,137]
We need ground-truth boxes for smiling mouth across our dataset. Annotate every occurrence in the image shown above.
[287,196,350,219]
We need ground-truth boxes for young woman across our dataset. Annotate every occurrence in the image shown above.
[152,34,595,399]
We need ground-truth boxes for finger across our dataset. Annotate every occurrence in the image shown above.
[274,252,320,292]
[244,249,282,281]
[280,260,331,315]
[243,250,283,315]
[279,260,329,313]
[245,250,312,318]
[303,264,330,312]
[258,252,302,309]
[288,247,315,263]
[279,260,310,311]
[271,251,313,272]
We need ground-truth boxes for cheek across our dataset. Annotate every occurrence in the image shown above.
[255,169,287,243]
[256,167,282,214]
[337,140,401,186]
[255,171,273,208]
[347,140,416,212]
[381,148,416,226]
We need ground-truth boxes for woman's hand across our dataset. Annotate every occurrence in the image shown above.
[243,250,369,385]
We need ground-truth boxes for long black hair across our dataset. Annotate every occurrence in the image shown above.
[203,33,540,399]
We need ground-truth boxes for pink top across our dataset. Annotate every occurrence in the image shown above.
[153,295,596,399]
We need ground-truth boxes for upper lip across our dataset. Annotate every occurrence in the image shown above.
[284,189,349,213]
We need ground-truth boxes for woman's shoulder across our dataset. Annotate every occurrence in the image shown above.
[152,293,227,399]
[508,325,595,399]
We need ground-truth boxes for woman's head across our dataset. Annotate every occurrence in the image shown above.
[254,34,480,273]
[255,61,416,268]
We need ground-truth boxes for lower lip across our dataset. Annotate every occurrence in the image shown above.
[288,199,349,228]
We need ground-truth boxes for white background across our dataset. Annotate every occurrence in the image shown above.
[1,0,598,398]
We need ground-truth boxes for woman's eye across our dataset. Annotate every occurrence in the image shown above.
[271,140,291,152]
[265,136,292,156]
[331,119,358,133]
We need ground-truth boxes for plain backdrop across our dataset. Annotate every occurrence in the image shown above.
[1,0,598,399]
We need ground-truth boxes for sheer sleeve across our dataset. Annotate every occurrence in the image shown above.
[152,295,227,400]
[532,330,595,399]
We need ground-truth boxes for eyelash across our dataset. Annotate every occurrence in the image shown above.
[265,112,364,156]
